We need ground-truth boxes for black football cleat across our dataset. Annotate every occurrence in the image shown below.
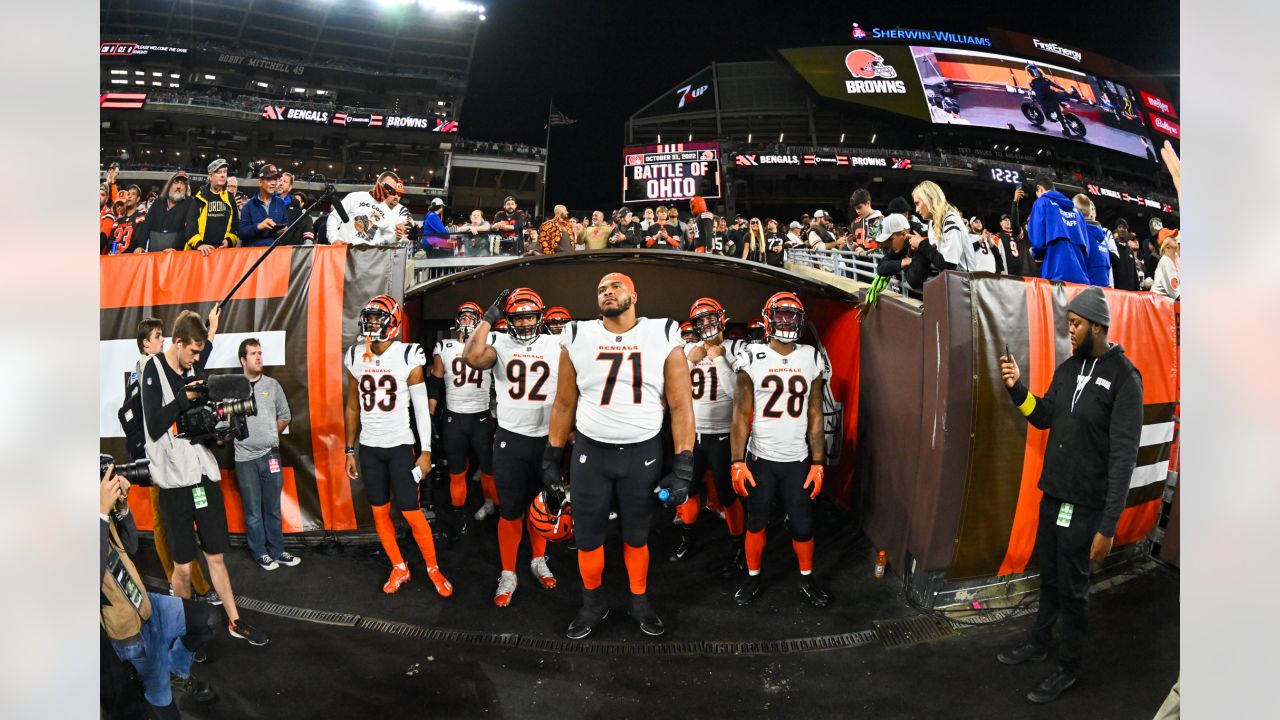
[798,575,830,607]
[668,530,692,562]
[734,574,762,606]
[565,589,610,640]
[628,593,665,636]
[720,543,746,580]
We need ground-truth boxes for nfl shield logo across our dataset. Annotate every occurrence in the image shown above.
[579,454,587,464]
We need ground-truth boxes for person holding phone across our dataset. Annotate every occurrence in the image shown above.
[996,287,1143,704]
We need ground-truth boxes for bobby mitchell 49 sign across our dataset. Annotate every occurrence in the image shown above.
[622,142,722,203]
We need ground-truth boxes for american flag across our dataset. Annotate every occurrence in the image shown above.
[546,105,577,128]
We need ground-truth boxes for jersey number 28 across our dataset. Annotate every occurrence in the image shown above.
[760,374,807,418]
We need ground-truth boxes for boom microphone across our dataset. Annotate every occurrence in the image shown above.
[331,192,350,224]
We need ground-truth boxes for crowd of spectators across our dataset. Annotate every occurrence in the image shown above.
[99,154,1180,302]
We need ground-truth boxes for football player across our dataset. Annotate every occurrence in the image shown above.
[746,316,768,344]
[543,273,696,638]
[729,292,830,608]
[670,298,747,572]
[462,288,561,606]
[542,306,572,335]
[430,302,498,528]
[344,295,453,597]
[680,322,700,345]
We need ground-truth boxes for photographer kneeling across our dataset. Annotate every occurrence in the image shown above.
[101,458,219,719]
[140,310,268,646]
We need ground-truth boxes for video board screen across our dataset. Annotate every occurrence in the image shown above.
[622,142,721,204]
[910,46,1157,161]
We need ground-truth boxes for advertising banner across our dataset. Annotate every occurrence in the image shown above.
[100,246,408,533]
[622,142,722,203]
[632,66,717,121]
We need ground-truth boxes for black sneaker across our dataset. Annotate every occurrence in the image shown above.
[228,619,269,647]
[998,642,1049,666]
[734,574,762,606]
[197,589,222,606]
[170,674,217,703]
[275,552,301,567]
[255,555,279,571]
[798,576,831,608]
[628,593,665,636]
[1027,666,1077,703]
[565,589,609,640]
[193,648,208,664]
[668,530,692,562]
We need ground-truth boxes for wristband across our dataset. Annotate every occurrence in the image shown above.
[731,458,744,464]
[345,446,356,455]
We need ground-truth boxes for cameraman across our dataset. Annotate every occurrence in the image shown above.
[140,310,268,646]
[234,338,298,571]
[101,461,219,719]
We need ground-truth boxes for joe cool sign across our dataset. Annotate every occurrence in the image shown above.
[621,142,722,203]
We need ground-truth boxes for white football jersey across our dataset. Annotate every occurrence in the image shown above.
[561,317,682,444]
[684,342,737,434]
[491,332,560,436]
[735,342,828,462]
[434,337,492,414]
[345,341,426,448]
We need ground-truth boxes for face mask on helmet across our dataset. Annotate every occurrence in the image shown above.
[747,321,768,343]
[455,309,480,336]
[692,311,725,341]
[767,307,804,343]
[507,311,542,342]
[360,309,395,342]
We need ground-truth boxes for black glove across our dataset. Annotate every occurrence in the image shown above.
[657,450,694,508]
[483,289,512,326]
[541,444,567,508]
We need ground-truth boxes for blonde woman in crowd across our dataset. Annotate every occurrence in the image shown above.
[911,180,967,270]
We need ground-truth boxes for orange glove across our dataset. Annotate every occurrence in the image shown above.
[804,464,824,500]
[731,461,755,497]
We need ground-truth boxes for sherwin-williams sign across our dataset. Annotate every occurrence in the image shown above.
[779,46,930,121]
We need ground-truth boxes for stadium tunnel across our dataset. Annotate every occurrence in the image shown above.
[402,249,859,326]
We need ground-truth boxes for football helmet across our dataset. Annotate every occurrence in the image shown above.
[746,316,768,344]
[360,294,401,342]
[528,491,573,542]
[504,288,545,343]
[455,301,482,337]
[542,306,571,335]
[689,297,727,341]
[761,292,805,344]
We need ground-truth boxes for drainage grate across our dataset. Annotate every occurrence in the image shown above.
[874,615,956,648]
[514,631,880,657]
[233,596,360,627]
[355,617,519,648]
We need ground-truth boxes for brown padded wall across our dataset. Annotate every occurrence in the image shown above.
[856,295,924,571]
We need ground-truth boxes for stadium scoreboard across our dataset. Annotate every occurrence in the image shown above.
[622,142,722,203]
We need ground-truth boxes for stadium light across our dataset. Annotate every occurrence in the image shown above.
[110,69,127,75]
[870,133,876,144]
[111,79,128,85]
[688,133,692,142]
[778,133,784,143]
[170,73,180,79]
[839,132,845,143]
[747,133,752,142]
[204,74,216,80]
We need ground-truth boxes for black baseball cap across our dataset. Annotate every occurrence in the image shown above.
[617,206,632,217]
[999,213,1010,221]
[254,163,282,180]
[108,161,120,170]
[1115,217,1130,230]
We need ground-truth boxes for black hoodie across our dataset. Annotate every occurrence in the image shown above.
[1007,342,1144,536]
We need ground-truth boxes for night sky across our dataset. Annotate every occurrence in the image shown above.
[460,0,1178,212]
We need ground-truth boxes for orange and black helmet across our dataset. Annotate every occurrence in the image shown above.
[528,491,573,542]
[455,301,483,336]
[761,291,805,344]
[542,306,571,335]
[360,294,402,342]
[680,321,700,344]
[505,288,544,342]
[746,316,768,343]
[494,318,509,334]
[689,297,727,341]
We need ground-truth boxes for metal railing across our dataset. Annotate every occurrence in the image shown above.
[408,254,509,289]
[784,248,923,301]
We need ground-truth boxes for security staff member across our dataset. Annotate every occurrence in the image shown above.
[997,287,1143,704]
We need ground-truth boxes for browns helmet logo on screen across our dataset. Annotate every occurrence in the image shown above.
[843,49,907,94]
